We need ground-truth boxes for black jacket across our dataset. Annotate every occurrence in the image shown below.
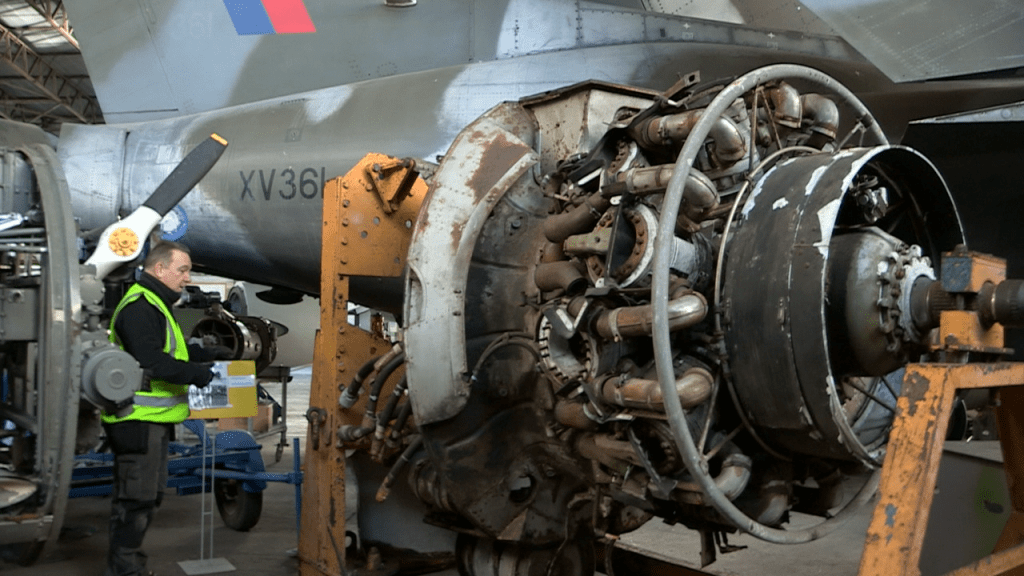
[113,272,215,387]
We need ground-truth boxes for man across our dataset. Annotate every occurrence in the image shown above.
[102,241,222,576]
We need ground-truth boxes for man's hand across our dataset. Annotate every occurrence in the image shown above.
[194,363,218,388]
[210,345,236,360]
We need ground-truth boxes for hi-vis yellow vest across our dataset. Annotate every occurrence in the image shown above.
[101,283,191,424]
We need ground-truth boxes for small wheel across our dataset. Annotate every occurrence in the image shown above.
[214,477,263,531]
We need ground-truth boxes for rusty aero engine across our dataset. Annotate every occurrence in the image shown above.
[321,65,1024,575]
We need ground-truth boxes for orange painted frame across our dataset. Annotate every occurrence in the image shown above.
[859,362,1024,576]
[298,154,425,576]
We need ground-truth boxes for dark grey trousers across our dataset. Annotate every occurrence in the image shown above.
[104,421,170,576]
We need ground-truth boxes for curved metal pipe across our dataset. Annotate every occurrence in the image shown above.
[630,110,747,165]
[543,192,611,244]
[576,434,642,469]
[593,291,707,341]
[767,82,801,128]
[534,260,587,295]
[615,166,719,222]
[676,442,753,504]
[682,168,719,221]
[554,399,598,430]
[752,478,790,526]
[600,366,713,411]
[540,240,566,263]
[651,63,886,544]
[800,93,839,139]
[619,164,673,194]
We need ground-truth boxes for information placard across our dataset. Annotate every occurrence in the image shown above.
[188,360,257,419]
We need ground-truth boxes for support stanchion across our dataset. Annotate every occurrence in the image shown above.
[179,424,236,575]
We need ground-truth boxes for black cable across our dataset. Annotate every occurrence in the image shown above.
[389,399,414,442]
[339,354,382,408]
[364,352,406,423]
[377,374,408,433]
[375,435,423,503]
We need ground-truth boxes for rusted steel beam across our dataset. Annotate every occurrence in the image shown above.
[860,362,1024,576]
[860,363,960,576]
[298,173,351,576]
[0,21,97,123]
[23,0,80,50]
[992,384,1024,576]
[299,154,425,576]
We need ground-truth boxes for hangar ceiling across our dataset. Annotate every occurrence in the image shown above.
[0,0,100,134]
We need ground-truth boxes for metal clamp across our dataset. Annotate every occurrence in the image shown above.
[305,407,328,451]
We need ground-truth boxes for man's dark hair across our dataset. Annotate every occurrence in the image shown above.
[144,241,190,271]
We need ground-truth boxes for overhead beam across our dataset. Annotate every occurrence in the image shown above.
[0,19,98,124]
[22,0,78,50]
[0,80,86,127]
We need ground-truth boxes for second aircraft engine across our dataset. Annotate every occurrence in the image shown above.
[382,64,988,574]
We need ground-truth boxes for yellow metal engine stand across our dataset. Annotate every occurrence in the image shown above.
[860,253,1024,576]
[298,154,425,576]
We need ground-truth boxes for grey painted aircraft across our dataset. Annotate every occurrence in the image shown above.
[2,0,1024,571]
[60,0,1024,298]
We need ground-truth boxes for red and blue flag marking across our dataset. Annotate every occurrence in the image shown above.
[223,0,316,35]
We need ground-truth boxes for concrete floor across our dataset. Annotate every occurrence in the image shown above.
[0,454,874,576]
[1,373,308,576]
[1,367,1002,576]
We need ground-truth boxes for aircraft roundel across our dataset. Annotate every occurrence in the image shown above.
[160,206,189,241]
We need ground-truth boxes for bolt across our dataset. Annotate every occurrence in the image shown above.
[342,199,350,207]
[342,218,349,227]
[366,547,382,570]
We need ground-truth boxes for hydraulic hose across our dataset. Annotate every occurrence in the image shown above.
[339,354,382,409]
